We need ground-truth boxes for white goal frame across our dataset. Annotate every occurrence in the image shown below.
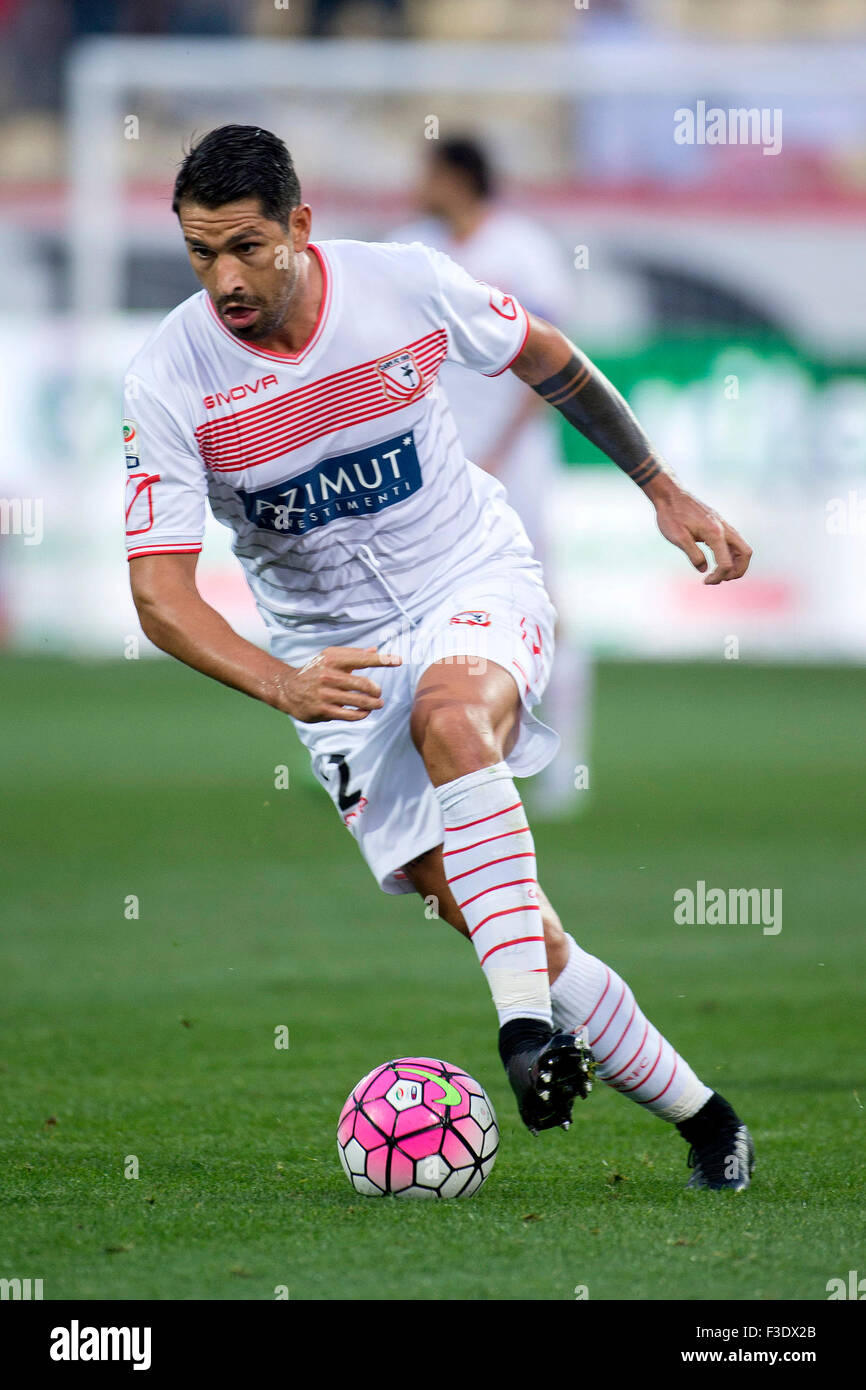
[66,35,864,315]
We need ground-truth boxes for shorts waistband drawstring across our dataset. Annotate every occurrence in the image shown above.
[355,545,421,631]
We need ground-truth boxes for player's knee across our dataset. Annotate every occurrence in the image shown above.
[410,699,499,776]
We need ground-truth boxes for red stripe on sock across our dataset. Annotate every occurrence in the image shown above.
[588,980,627,1051]
[617,1037,663,1095]
[636,1050,677,1105]
[457,878,536,910]
[604,1022,650,1083]
[595,1000,637,1066]
[448,851,536,884]
[469,904,541,940]
[442,825,530,857]
[479,935,545,967]
[444,801,522,832]
[581,966,612,1031]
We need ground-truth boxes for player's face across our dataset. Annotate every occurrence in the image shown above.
[179,197,311,341]
[415,161,469,219]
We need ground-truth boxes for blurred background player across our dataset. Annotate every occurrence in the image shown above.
[392,137,592,817]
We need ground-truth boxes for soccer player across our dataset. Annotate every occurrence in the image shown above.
[392,135,591,816]
[125,126,754,1189]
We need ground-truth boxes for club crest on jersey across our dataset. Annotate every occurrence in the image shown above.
[450,610,491,627]
[376,350,425,402]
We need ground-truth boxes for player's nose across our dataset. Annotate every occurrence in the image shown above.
[214,258,248,298]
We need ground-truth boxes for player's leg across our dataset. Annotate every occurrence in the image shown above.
[549,926,754,1187]
[401,843,569,979]
[409,655,592,1134]
[404,842,754,1189]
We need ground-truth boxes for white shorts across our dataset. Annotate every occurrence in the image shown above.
[274,566,560,895]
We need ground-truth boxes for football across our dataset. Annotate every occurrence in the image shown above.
[337,1056,499,1199]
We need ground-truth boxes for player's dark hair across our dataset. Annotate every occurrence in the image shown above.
[431,137,496,200]
[172,125,301,226]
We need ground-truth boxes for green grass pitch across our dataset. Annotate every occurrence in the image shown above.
[1,655,863,1301]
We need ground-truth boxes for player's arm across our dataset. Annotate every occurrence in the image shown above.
[128,552,398,722]
[510,314,752,584]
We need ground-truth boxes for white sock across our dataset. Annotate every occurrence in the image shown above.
[435,761,552,1028]
[551,934,711,1122]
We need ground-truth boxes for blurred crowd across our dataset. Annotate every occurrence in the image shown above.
[1,0,865,312]
[2,0,866,116]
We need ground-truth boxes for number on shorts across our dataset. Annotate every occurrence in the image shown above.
[325,753,362,812]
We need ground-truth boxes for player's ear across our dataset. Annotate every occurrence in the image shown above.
[288,203,312,248]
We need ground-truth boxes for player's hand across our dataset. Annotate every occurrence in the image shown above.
[645,475,752,585]
[286,646,401,723]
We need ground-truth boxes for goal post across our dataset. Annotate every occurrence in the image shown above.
[66,34,865,315]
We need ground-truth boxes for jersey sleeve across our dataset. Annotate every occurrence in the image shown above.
[123,376,207,560]
[422,244,530,378]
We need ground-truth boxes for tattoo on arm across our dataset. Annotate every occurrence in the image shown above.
[532,349,668,489]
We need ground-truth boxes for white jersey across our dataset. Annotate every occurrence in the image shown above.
[390,210,572,517]
[123,238,539,654]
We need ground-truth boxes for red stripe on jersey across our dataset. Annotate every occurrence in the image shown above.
[127,544,202,559]
[194,328,448,472]
[197,332,446,467]
[484,304,530,377]
[195,346,447,471]
[203,329,446,454]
